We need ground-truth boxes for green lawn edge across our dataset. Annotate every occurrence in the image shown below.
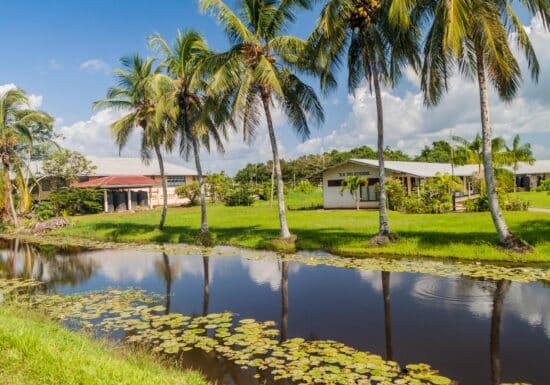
[36,202,550,263]
[0,306,209,385]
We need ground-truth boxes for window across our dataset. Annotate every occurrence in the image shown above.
[327,179,344,187]
[167,176,185,187]
[360,178,380,201]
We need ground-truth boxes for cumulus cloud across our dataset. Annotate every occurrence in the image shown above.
[298,17,550,160]
[0,83,43,109]
[80,59,110,74]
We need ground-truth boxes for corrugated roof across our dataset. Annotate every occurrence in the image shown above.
[30,156,197,177]
[347,159,480,177]
[506,160,550,175]
[73,175,160,188]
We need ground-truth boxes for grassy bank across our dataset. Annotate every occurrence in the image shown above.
[0,307,209,385]
[50,201,550,262]
[510,191,550,209]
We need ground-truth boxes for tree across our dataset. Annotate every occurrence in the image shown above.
[41,149,96,192]
[408,0,550,250]
[206,172,232,201]
[94,55,176,230]
[150,30,232,238]
[340,175,367,210]
[503,135,534,192]
[310,0,421,241]
[415,140,452,163]
[175,182,200,205]
[0,88,53,226]
[200,0,324,240]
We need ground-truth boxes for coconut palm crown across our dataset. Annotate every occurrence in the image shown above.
[199,0,325,239]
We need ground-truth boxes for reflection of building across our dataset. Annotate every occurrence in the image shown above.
[33,157,197,211]
[322,159,550,209]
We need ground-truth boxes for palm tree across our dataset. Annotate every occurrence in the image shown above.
[490,279,511,385]
[149,31,232,238]
[309,0,421,242]
[0,88,53,226]
[340,175,368,210]
[199,0,324,240]
[503,135,534,192]
[94,55,176,230]
[410,0,550,250]
[381,271,393,361]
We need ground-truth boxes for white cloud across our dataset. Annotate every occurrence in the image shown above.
[48,59,62,70]
[0,83,43,110]
[298,17,550,160]
[80,59,110,74]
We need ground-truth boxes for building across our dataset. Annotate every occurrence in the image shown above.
[33,157,197,212]
[511,160,550,190]
[322,159,479,209]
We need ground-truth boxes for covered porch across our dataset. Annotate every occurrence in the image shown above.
[73,176,160,212]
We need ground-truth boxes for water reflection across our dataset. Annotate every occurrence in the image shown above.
[1,239,549,385]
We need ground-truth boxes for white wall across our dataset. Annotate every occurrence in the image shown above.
[323,163,393,209]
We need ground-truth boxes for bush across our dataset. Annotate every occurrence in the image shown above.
[49,188,104,216]
[535,179,550,192]
[176,182,200,205]
[32,201,56,221]
[224,185,255,206]
[464,196,489,212]
[495,168,515,193]
[402,195,427,214]
[385,178,405,211]
[464,194,529,212]
[294,180,315,194]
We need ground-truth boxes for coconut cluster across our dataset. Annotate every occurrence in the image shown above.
[348,0,381,28]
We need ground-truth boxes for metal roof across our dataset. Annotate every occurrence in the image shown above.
[345,159,480,177]
[506,160,550,175]
[29,156,197,177]
[72,175,160,189]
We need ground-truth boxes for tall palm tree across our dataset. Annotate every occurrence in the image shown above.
[0,89,52,226]
[200,0,325,240]
[149,31,232,239]
[409,0,550,250]
[94,55,176,230]
[503,134,534,192]
[309,0,421,242]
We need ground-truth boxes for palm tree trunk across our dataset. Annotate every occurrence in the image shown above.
[476,53,520,249]
[153,145,168,231]
[261,89,291,239]
[371,60,391,237]
[192,138,208,234]
[490,280,510,385]
[162,253,172,315]
[280,260,289,342]
[2,161,19,227]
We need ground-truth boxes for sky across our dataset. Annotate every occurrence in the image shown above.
[1,1,550,175]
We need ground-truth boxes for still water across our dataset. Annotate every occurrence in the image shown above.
[0,240,549,385]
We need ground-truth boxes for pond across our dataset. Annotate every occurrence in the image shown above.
[0,239,549,385]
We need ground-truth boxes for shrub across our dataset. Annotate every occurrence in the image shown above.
[294,180,315,194]
[402,195,427,214]
[535,179,550,192]
[464,196,489,212]
[495,168,515,193]
[32,201,56,221]
[501,195,530,211]
[224,185,255,206]
[49,188,104,216]
[176,182,200,205]
[385,178,405,211]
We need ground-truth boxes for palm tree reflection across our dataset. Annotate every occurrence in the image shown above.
[490,279,511,385]
[381,271,393,361]
[281,260,289,342]
[203,255,210,316]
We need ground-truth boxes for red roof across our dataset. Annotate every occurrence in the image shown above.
[72,175,160,188]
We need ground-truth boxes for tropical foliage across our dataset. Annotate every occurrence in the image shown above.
[340,175,368,211]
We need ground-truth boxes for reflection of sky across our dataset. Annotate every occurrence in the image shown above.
[243,259,300,291]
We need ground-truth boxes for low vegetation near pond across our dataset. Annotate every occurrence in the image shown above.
[52,202,550,262]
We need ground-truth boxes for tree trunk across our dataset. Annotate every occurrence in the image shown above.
[370,57,391,237]
[162,253,172,315]
[261,89,291,239]
[490,280,510,385]
[193,138,208,234]
[270,162,275,209]
[2,160,19,227]
[476,53,522,249]
[154,145,168,231]
[381,271,393,361]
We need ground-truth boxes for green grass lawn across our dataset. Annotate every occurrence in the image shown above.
[510,191,550,209]
[52,199,550,262]
[0,307,209,385]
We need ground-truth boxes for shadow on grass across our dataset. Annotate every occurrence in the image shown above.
[75,218,550,254]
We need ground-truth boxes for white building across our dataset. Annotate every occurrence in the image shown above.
[322,159,549,209]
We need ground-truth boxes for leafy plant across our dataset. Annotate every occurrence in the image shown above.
[385,178,405,211]
[224,185,254,207]
[49,188,104,216]
[535,180,550,192]
[340,176,368,211]
[176,182,200,206]
[32,201,56,221]
[294,180,315,195]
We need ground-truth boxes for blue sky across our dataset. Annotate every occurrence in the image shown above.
[2,1,549,174]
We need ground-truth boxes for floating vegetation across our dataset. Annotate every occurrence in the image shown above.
[0,279,43,297]
[11,285,454,385]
